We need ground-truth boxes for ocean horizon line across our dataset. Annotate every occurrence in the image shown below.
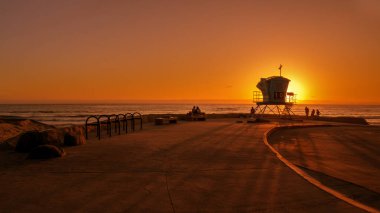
[1,99,380,105]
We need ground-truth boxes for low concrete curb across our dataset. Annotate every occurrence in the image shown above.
[264,124,380,213]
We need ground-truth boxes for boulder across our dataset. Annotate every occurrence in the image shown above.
[15,131,44,153]
[28,145,65,159]
[15,129,63,153]
[39,129,63,146]
[0,117,54,143]
[247,118,270,123]
[63,126,86,146]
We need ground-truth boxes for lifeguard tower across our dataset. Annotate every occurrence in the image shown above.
[253,65,296,118]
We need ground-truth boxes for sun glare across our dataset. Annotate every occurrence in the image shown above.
[287,78,307,102]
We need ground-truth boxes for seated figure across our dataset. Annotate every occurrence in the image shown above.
[187,106,206,121]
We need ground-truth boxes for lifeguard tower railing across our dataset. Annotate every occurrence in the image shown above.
[253,91,297,105]
[253,91,297,118]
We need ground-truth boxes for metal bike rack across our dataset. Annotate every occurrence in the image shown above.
[85,115,100,140]
[108,114,119,136]
[85,112,143,140]
[117,114,126,135]
[125,113,134,133]
[98,115,111,138]
[133,112,143,131]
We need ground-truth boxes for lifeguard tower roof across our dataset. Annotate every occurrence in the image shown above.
[256,76,290,104]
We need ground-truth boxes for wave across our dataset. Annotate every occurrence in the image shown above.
[215,107,239,111]
[363,116,380,119]
[9,111,35,113]
[9,110,56,113]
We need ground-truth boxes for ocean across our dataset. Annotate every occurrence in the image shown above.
[0,104,379,126]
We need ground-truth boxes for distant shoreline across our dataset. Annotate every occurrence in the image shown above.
[1,101,380,105]
[0,113,370,126]
[0,114,369,144]
[1,104,379,126]
[140,113,369,125]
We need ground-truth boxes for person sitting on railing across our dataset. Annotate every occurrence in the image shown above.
[195,106,201,114]
[186,106,206,121]
[187,106,204,116]
[192,106,196,114]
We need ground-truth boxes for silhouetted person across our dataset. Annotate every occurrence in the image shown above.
[196,106,201,114]
[311,109,315,117]
[250,107,256,115]
[305,106,309,118]
[316,109,320,117]
[192,106,196,114]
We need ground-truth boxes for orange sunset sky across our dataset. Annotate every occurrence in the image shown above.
[1,0,380,104]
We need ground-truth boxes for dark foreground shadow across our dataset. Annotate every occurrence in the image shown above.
[297,165,380,210]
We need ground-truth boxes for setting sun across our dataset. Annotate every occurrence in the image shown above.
[287,77,308,103]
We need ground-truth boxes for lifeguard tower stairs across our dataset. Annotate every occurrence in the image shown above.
[253,76,296,118]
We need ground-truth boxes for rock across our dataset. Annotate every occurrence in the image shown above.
[15,131,44,153]
[28,145,65,159]
[155,118,164,125]
[247,118,270,123]
[0,117,54,143]
[15,129,63,153]
[63,126,86,146]
[255,118,270,123]
[39,129,63,146]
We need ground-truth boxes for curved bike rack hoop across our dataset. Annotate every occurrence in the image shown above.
[108,114,119,136]
[98,114,111,138]
[133,112,143,131]
[85,115,100,140]
[117,114,127,134]
[125,113,134,133]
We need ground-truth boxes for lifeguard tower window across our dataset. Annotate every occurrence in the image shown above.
[274,92,285,100]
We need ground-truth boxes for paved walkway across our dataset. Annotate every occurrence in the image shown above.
[0,120,364,212]
[269,125,380,211]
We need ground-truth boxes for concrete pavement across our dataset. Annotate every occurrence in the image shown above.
[269,125,380,211]
[0,119,365,212]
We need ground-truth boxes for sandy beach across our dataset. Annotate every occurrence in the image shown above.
[1,117,376,212]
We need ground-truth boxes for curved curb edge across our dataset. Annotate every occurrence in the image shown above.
[264,125,380,213]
